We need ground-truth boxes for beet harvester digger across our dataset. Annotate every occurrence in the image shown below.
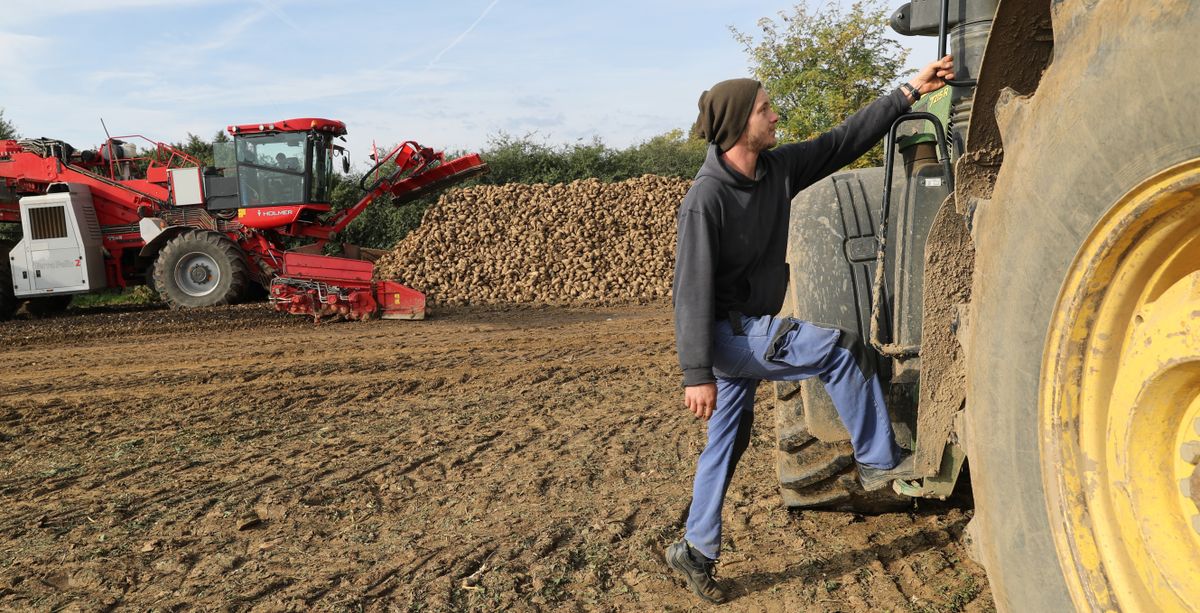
[0,118,486,321]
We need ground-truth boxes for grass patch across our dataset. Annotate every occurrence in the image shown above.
[112,437,146,460]
[71,286,161,309]
[38,462,82,478]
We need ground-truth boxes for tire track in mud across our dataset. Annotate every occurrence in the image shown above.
[0,304,992,611]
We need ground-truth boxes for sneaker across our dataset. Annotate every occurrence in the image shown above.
[665,540,727,604]
[858,451,917,491]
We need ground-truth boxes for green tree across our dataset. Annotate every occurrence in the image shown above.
[0,108,18,140]
[0,109,18,242]
[167,131,229,167]
[470,130,704,187]
[330,171,427,250]
[612,129,707,179]
[732,1,910,167]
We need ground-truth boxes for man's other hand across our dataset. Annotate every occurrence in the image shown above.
[685,383,717,420]
[911,55,955,95]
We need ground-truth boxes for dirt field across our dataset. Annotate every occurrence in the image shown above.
[0,303,993,611]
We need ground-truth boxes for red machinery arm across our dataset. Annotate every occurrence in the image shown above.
[324,141,488,236]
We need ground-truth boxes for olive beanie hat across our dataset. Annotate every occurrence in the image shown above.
[696,78,762,152]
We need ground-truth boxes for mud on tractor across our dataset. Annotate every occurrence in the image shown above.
[0,118,486,321]
[776,0,1200,610]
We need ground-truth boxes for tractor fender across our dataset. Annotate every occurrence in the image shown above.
[954,0,1053,210]
[137,223,192,263]
[777,166,893,443]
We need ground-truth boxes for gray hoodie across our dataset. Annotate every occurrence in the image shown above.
[673,88,911,387]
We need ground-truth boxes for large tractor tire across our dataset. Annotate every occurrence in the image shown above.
[0,241,16,321]
[152,230,248,309]
[775,392,912,512]
[966,2,1200,610]
[774,168,911,513]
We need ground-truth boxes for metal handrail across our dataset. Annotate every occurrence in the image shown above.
[938,0,978,88]
[868,112,954,357]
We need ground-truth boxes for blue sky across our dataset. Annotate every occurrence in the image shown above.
[1,1,937,170]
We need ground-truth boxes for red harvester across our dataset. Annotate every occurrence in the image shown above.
[0,118,487,321]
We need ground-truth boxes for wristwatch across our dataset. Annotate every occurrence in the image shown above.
[901,82,921,102]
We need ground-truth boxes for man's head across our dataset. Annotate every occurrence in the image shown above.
[739,88,779,152]
[696,78,777,154]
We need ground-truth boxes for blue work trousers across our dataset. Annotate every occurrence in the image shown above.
[684,314,901,560]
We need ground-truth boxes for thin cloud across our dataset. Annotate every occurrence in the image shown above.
[193,7,272,52]
[425,0,501,70]
[3,1,234,25]
[0,32,50,90]
[0,32,48,59]
[84,70,158,87]
[135,68,457,107]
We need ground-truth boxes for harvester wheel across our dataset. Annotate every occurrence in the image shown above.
[0,241,16,321]
[152,230,248,309]
[24,295,72,317]
[775,391,911,513]
[965,3,1200,610]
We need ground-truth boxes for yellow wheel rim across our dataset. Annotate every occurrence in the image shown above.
[1043,159,1200,612]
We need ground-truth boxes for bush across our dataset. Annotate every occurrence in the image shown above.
[468,130,706,186]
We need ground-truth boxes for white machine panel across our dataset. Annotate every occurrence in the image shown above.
[169,167,205,206]
[10,184,107,297]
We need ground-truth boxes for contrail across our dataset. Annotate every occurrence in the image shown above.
[425,0,501,70]
[256,0,306,36]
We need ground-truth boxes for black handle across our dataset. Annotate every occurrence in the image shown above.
[938,0,977,88]
[882,113,954,238]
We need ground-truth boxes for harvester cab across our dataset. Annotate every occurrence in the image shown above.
[204,118,347,229]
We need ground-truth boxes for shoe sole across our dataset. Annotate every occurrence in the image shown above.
[666,545,725,605]
[859,477,890,491]
[861,471,920,491]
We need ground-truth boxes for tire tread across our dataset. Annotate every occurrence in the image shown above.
[152,230,248,309]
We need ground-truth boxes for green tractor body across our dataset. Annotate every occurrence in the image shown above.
[778,1,1200,610]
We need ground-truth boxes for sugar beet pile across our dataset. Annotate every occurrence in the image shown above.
[374,175,691,306]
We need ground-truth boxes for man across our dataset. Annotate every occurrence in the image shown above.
[666,56,955,604]
[275,152,296,170]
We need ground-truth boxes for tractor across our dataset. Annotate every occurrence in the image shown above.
[775,0,1200,610]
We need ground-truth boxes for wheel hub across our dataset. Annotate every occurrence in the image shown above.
[1042,159,1200,611]
[188,265,211,285]
[174,252,222,298]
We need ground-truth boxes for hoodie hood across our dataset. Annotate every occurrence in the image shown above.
[696,143,762,189]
